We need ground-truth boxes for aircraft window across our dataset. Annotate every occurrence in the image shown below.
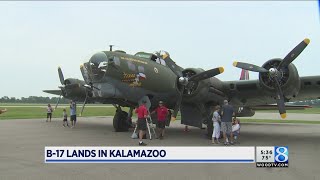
[138,66,145,73]
[160,59,166,66]
[155,58,166,66]
[135,52,151,59]
[150,54,158,61]
[113,56,120,66]
[127,61,136,71]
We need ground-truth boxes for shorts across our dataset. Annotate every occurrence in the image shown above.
[63,118,67,121]
[47,113,52,119]
[137,118,147,131]
[157,121,166,129]
[221,122,232,134]
[70,115,77,121]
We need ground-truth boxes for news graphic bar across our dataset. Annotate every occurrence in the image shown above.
[45,146,255,163]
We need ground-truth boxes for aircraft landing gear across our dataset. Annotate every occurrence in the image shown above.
[113,105,130,132]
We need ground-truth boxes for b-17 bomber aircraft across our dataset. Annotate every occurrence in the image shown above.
[44,38,320,136]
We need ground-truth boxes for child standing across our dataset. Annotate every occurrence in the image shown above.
[63,108,69,127]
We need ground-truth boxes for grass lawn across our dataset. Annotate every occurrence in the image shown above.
[0,103,112,107]
[0,105,318,124]
[0,106,121,120]
[256,107,320,114]
[239,119,320,124]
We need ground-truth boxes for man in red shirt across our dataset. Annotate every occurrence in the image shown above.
[152,101,168,139]
[135,100,148,146]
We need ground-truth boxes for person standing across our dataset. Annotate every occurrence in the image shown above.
[221,100,235,145]
[46,104,53,122]
[152,101,168,139]
[232,117,241,142]
[135,100,148,146]
[212,105,221,144]
[70,100,77,128]
[62,108,69,127]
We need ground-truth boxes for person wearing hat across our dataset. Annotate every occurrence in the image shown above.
[135,100,149,146]
[152,101,169,139]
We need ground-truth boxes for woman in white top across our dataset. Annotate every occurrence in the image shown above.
[212,105,221,144]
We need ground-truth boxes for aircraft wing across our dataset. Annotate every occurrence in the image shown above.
[291,76,320,101]
[222,76,320,107]
[43,90,62,96]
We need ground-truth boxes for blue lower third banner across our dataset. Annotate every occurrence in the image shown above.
[45,146,255,163]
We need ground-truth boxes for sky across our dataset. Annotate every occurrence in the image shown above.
[0,1,319,98]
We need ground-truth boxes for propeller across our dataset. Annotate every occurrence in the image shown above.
[233,38,310,119]
[79,83,100,116]
[55,67,65,109]
[58,67,65,85]
[155,51,225,120]
[171,67,224,120]
[55,66,81,109]
[79,91,88,116]
[79,65,100,116]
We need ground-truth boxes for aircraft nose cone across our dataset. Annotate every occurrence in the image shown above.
[89,52,108,80]
[90,52,108,67]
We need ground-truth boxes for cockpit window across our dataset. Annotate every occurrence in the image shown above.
[135,51,168,66]
[113,56,120,66]
[156,58,166,66]
[135,52,152,59]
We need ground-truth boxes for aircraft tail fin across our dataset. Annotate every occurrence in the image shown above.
[239,69,249,80]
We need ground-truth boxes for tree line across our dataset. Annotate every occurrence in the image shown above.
[0,96,70,104]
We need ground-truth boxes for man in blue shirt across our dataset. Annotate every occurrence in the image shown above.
[70,100,77,128]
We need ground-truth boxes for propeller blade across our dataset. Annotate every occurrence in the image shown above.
[79,92,88,116]
[92,86,100,90]
[274,79,286,119]
[80,64,89,84]
[58,67,65,85]
[233,61,268,73]
[189,67,224,82]
[55,93,62,109]
[83,84,100,91]
[278,38,310,69]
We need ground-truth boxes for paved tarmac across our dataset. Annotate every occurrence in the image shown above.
[0,117,319,180]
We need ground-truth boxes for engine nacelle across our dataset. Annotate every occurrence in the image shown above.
[180,68,225,103]
[63,78,88,101]
[259,58,301,100]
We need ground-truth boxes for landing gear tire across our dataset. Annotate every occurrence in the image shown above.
[113,110,129,132]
